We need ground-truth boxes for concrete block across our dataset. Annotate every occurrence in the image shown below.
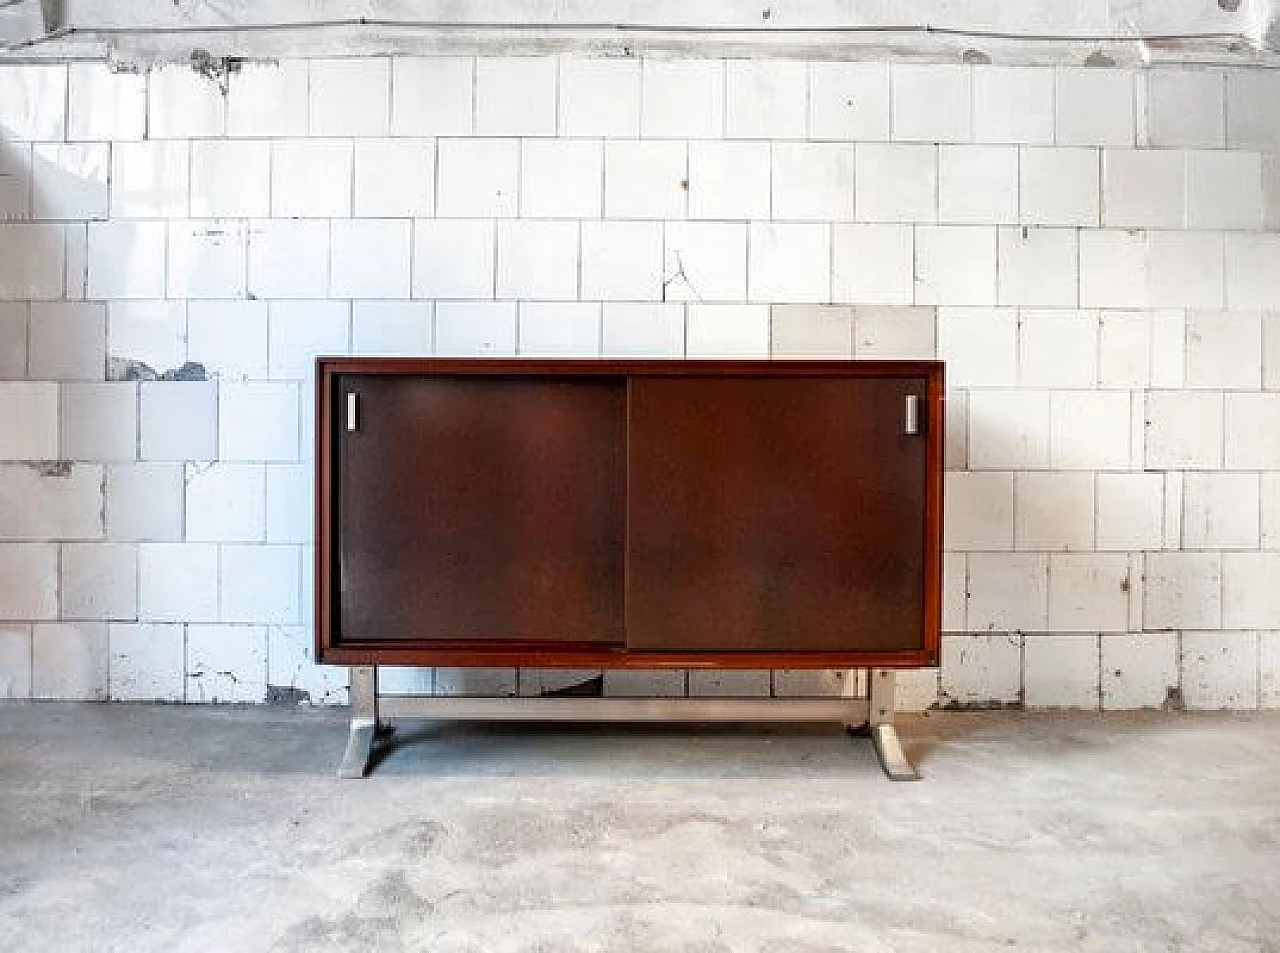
[1016,472,1095,552]
[1018,310,1097,388]
[351,302,432,358]
[1151,309,1188,387]
[1101,633,1178,710]
[185,463,265,544]
[1225,69,1280,151]
[1020,147,1100,227]
[1023,635,1099,709]
[997,228,1078,308]
[1223,553,1280,629]
[167,220,247,299]
[1182,631,1258,710]
[352,139,434,218]
[1139,231,1221,309]
[1263,632,1280,709]
[247,220,330,300]
[604,140,686,220]
[663,222,746,303]
[27,303,104,381]
[267,626,348,706]
[270,140,352,218]
[437,138,519,218]
[943,553,966,632]
[518,669,606,697]
[1146,69,1224,148]
[0,305,24,380]
[475,57,556,136]
[832,224,913,305]
[330,220,410,299]
[747,223,829,304]
[496,220,579,301]
[60,382,136,462]
[0,223,67,300]
[518,302,600,357]
[601,670,686,697]
[0,544,56,618]
[434,668,516,697]
[391,57,473,136]
[972,66,1054,145]
[0,382,56,460]
[1266,155,1280,232]
[688,141,770,221]
[853,305,935,360]
[725,60,806,139]
[685,305,770,359]
[1267,313,1280,391]
[0,627,30,699]
[0,64,66,140]
[189,141,270,219]
[1263,473,1280,551]
[1048,555,1130,633]
[187,301,268,381]
[967,554,1048,634]
[1144,552,1222,631]
[914,226,997,306]
[854,143,936,223]
[68,64,145,141]
[1050,391,1131,470]
[1056,68,1134,146]
[1225,393,1280,468]
[600,304,685,358]
[434,302,516,357]
[220,544,300,626]
[939,634,1022,708]
[110,141,189,219]
[226,61,308,137]
[771,143,856,222]
[808,61,889,141]
[107,301,186,380]
[87,221,166,299]
[688,670,771,698]
[218,382,299,463]
[936,307,1017,386]
[1101,149,1183,228]
[106,464,184,542]
[265,464,312,545]
[0,141,30,220]
[186,624,268,703]
[109,623,184,702]
[412,220,495,300]
[1163,473,1185,551]
[139,543,218,623]
[140,382,217,462]
[771,669,854,698]
[967,389,1049,469]
[1145,391,1224,470]
[1225,233,1280,310]
[62,543,137,622]
[640,59,723,138]
[558,57,640,137]
[771,305,853,359]
[1098,310,1151,387]
[581,221,662,302]
[891,64,971,143]
[309,58,389,136]
[520,139,603,219]
[148,65,224,138]
[943,471,1014,552]
[31,143,109,221]
[32,623,107,701]
[946,388,967,469]
[1183,472,1260,551]
[1185,151,1262,230]
[0,463,103,541]
[938,145,1017,225]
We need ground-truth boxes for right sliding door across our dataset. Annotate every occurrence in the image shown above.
[625,375,929,654]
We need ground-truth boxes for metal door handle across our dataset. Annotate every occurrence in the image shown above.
[904,395,920,435]
[346,392,358,432]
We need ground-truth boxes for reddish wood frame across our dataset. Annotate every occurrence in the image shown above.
[315,358,945,670]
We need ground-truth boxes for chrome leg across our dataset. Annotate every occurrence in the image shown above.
[841,667,869,734]
[339,665,381,779]
[867,669,920,781]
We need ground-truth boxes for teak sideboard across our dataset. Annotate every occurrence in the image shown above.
[316,358,944,779]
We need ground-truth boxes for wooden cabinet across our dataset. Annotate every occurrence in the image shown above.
[316,359,944,672]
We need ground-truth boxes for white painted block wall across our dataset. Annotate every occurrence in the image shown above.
[0,56,1278,710]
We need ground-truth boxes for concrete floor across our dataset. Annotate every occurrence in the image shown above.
[1,706,1278,953]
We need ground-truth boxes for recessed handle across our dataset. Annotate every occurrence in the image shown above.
[346,392,358,432]
[904,395,920,435]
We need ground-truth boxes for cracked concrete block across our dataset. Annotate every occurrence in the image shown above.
[219,544,300,626]
[1055,68,1135,147]
[1223,553,1280,629]
[558,57,640,138]
[32,622,107,701]
[772,143,855,222]
[167,220,248,299]
[0,382,56,460]
[1225,233,1280,310]
[600,304,684,358]
[1096,473,1164,551]
[270,140,353,219]
[854,143,936,224]
[351,302,431,359]
[968,554,1048,634]
[0,544,56,619]
[107,301,187,381]
[0,64,66,140]
[1146,69,1224,148]
[1024,635,1099,709]
[218,381,299,463]
[330,220,410,299]
[770,305,853,360]
[434,302,515,357]
[914,225,997,307]
[940,634,1022,708]
[436,138,519,218]
[1144,552,1223,631]
[1225,392,1280,468]
[474,57,556,137]
[808,61,889,142]
[726,59,806,139]
[27,302,105,381]
[939,145,1017,225]
[110,141,189,219]
[1020,147,1100,227]
[1146,391,1224,470]
[944,472,1014,552]
[62,542,138,622]
[247,220,329,299]
[185,463,265,544]
[689,670,771,698]
[391,57,472,136]
[496,220,578,301]
[0,463,103,540]
[88,221,166,299]
[148,64,224,139]
[267,626,347,706]
[309,58,389,137]
[1102,149,1184,228]
[190,141,269,218]
[68,64,144,142]
[832,224,913,305]
[1102,633,1179,710]
[519,139,602,219]
[896,668,940,712]
[604,140,686,220]
[641,59,723,139]
[140,381,217,462]
[891,63,971,144]
[580,221,661,302]
[226,60,307,138]
[1050,391,1130,470]
[139,543,217,623]
[1182,631,1259,710]
[1183,473,1260,550]
[1016,472,1095,552]
[109,623,184,701]
[186,624,267,704]
[1048,555,1130,633]
[32,143,109,221]
[685,304,769,359]
[687,141,769,221]
[972,66,1054,145]
[0,223,67,300]
[412,220,494,300]
[187,301,267,381]
[0,626,30,699]
[747,223,829,304]
[968,390,1049,470]
[662,222,746,303]
[517,302,600,357]
[997,228,1078,308]
[60,382,137,462]
[937,307,1017,387]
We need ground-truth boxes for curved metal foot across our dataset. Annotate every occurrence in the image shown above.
[870,723,920,781]
[339,719,377,779]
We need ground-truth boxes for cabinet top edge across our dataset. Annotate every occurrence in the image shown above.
[318,357,945,379]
